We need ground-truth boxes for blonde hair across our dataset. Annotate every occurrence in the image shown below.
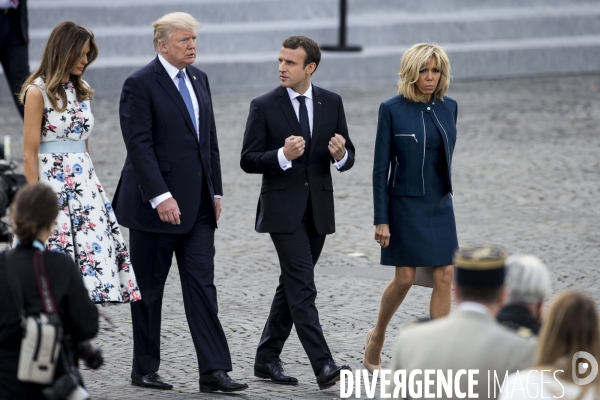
[19,21,97,112]
[397,43,451,102]
[153,12,200,52]
[535,291,600,399]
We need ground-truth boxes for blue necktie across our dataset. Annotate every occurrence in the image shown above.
[296,95,311,154]
[176,70,197,135]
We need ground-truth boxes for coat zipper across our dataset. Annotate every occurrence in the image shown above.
[432,110,450,161]
[420,112,426,194]
[432,110,452,194]
[395,134,418,143]
[392,156,399,186]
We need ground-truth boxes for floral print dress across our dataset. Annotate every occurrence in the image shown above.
[28,77,141,303]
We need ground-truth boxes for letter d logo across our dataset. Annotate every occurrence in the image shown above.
[572,351,598,385]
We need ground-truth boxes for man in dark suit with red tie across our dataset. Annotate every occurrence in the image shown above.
[0,0,29,118]
[241,36,355,390]
[113,12,247,394]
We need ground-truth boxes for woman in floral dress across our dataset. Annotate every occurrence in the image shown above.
[20,22,140,304]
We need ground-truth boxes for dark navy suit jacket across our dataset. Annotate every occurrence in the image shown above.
[113,57,222,234]
[240,85,355,235]
[372,94,457,225]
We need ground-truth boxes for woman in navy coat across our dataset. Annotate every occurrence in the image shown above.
[364,43,458,373]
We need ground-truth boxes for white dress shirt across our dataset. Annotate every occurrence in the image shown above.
[151,55,218,209]
[277,84,348,171]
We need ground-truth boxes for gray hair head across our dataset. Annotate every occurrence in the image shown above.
[152,12,200,52]
[505,254,551,304]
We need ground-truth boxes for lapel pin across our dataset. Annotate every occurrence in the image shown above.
[318,101,322,105]
[193,76,197,80]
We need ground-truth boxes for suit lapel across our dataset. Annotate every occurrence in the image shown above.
[309,85,322,160]
[153,58,198,142]
[277,86,303,138]
[187,67,205,147]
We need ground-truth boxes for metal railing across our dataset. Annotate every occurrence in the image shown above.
[321,0,361,52]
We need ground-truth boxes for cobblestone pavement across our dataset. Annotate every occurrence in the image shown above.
[1,73,599,399]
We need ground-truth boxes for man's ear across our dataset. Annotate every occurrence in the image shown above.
[497,286,508,307]
[305,62,316,75]
[158,41,168,55]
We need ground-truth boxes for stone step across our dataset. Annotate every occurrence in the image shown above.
[26,0,597,27]
[27,0,337,28]
[347,0,597,14]
[27,5,600,59]
[71,34,600,93]
[2,1,599,98]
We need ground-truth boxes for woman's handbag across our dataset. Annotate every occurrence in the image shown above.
[5,250,63,384]
[414,267,434,288]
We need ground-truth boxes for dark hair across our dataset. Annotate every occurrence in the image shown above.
[282,36,321,73]
[10,184,58,243]
[457,284,504,304]
[20,21,98,112]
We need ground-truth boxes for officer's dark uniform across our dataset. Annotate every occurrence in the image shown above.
[497,304,539,337]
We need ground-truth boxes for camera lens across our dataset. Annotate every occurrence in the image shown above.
[42,369,80,400]
[78,341,104,370]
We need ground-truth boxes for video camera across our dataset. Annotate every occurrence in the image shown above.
[0,141,27,241]
[42,341,104,400]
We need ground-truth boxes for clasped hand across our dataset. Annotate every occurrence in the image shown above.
[282,133,346,161]
[283,135,305,160]
[328,133,345,161]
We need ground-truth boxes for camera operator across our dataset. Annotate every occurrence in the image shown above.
[0,183,99,399]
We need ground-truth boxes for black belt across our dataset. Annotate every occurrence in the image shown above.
[0,8,16,14]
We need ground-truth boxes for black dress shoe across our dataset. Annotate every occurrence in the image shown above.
[200,370,249,393]
[131,371,173,390]
[254,359,298,385]
[316,360,351,390]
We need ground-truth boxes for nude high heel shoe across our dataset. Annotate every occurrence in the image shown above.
[363,327,382,374]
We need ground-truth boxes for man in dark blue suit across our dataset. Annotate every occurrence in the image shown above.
[241,36,355,390]
[0,0,29,118]
[113,12,247,394]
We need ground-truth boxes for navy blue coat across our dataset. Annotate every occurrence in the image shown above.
[373,94,457,225]
[113,57,222,233]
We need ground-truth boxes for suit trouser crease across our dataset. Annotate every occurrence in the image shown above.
[0,11,28,117]
[256,219,332,374]
[129,184,232,375]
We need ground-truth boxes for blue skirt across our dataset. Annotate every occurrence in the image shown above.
[380,191,458,266]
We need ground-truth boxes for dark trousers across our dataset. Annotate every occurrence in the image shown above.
[0,9,28,118]
[256,203,332,374]
[128,186,232,376]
